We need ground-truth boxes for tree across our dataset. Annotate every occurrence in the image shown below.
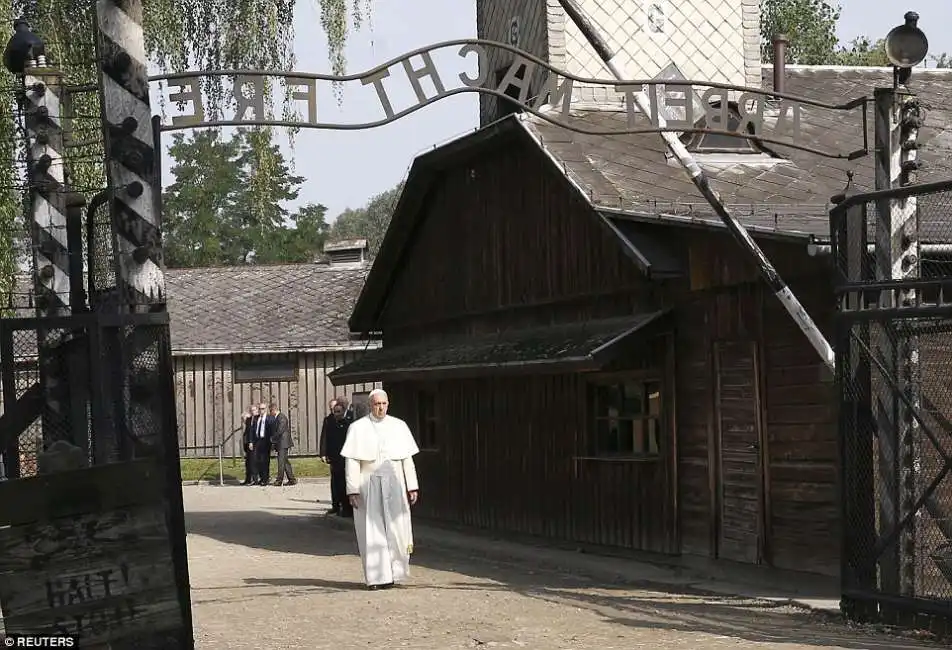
[163,130,244,268]
[761,0,950,67]
[0,0,369,299]
[162,128,328,267]
[761,0,840,65]
[329,182,404,258]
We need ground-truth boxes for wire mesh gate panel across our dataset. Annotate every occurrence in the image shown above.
[830,179,952,633]
[0,313,193,647]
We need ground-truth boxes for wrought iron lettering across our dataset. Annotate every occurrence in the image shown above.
[149,38,868,160]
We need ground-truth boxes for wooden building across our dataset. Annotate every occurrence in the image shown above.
[166,240,380,458]
[330,66,952,580]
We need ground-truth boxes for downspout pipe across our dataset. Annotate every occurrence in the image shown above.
[556,0,835,373]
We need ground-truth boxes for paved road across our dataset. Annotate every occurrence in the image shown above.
[184,482,943,650]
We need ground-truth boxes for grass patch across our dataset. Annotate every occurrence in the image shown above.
[179,455,330,482]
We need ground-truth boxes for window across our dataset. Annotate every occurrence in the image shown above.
[232,354,297,384]
[350,391,370,419]
[588,378,662,458]
[681,101,767,155]
[416,390,439,450]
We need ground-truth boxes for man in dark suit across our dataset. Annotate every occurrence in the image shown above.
[254,401,272,485]
[269,402,297,486]
[320,397,354,516]
[241,405,260,485]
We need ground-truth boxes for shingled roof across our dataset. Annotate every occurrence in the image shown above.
[522,65,952,241]
[166,262,372,355]
[345,66,952,331]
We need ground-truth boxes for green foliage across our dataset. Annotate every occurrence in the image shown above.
[761,0,841,65]
[0,0,370,301]
[833,36,889,67]
[163,128,328,267]
[760,0,951,67]
[328,182,404,258]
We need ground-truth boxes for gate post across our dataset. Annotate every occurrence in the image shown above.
[830,185,877,609]
[873,86,923,597]
[18,27,75,451]
[94,2,194,645]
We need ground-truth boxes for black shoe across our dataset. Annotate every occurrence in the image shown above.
[339,509,353,519]
[327,506,340,515]
[368,582,393,591]
[286,479,297,486]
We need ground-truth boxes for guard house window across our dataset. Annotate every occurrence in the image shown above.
[233,353,297,384]
[417,389,439,450]
[588,379,662,458]
[494,64,529,120]
[681,101,766,155]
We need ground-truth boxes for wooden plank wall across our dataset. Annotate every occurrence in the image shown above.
[387,373,679,555]
[173,350,378,458]
[674,274,839,577]
[761,278,838,577]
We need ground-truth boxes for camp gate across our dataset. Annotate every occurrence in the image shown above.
[0,0,946,645]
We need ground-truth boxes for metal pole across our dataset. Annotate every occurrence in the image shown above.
[556,0,834,372]
[21,52,74,449]
[218,441,224,486]
[873,85,923,597]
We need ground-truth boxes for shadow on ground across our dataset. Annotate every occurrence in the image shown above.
[184,505,944,649]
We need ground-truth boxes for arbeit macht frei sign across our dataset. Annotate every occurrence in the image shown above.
[150,39,867,159]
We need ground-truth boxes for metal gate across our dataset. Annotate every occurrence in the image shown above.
[0,313,194,646]
[830,179,952,633]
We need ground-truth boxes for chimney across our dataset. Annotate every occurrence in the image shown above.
[772,34,789,96]
[322,239,369,267]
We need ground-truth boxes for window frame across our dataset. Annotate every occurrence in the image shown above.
[581,372,664,462]
[232,353,298,384]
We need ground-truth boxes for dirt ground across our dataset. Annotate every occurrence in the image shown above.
[184,481,944,650]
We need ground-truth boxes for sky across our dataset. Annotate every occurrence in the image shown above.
[152,0,952,223]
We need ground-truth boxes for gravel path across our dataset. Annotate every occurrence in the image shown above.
[184,481,944,650]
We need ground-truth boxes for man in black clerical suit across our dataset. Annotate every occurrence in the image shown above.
[241,404,260,485]
[254,401,272,485]
[269,402,297,486]
[320,397,354,516]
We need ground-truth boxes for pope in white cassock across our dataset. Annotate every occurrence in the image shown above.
[341,388,420,590]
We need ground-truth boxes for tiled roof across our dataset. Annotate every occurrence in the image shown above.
[521,66,952,240]
[165,262,372,354]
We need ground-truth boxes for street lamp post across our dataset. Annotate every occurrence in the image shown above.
[874,10,929,597]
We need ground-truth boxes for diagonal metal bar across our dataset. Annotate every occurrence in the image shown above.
[556,0,835,372]
[0,383,43,452]
[850,329,952,557]
[853,328,952,466]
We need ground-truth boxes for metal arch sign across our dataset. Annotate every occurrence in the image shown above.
[148,39,869,160]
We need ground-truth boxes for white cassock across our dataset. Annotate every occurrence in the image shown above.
[341,414,420,587]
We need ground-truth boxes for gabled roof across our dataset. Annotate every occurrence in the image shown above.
[349,66,952,333]
[166,262,373,355]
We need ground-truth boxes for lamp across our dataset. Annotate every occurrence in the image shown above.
[885,12,929,87]
[3,18,46,75]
